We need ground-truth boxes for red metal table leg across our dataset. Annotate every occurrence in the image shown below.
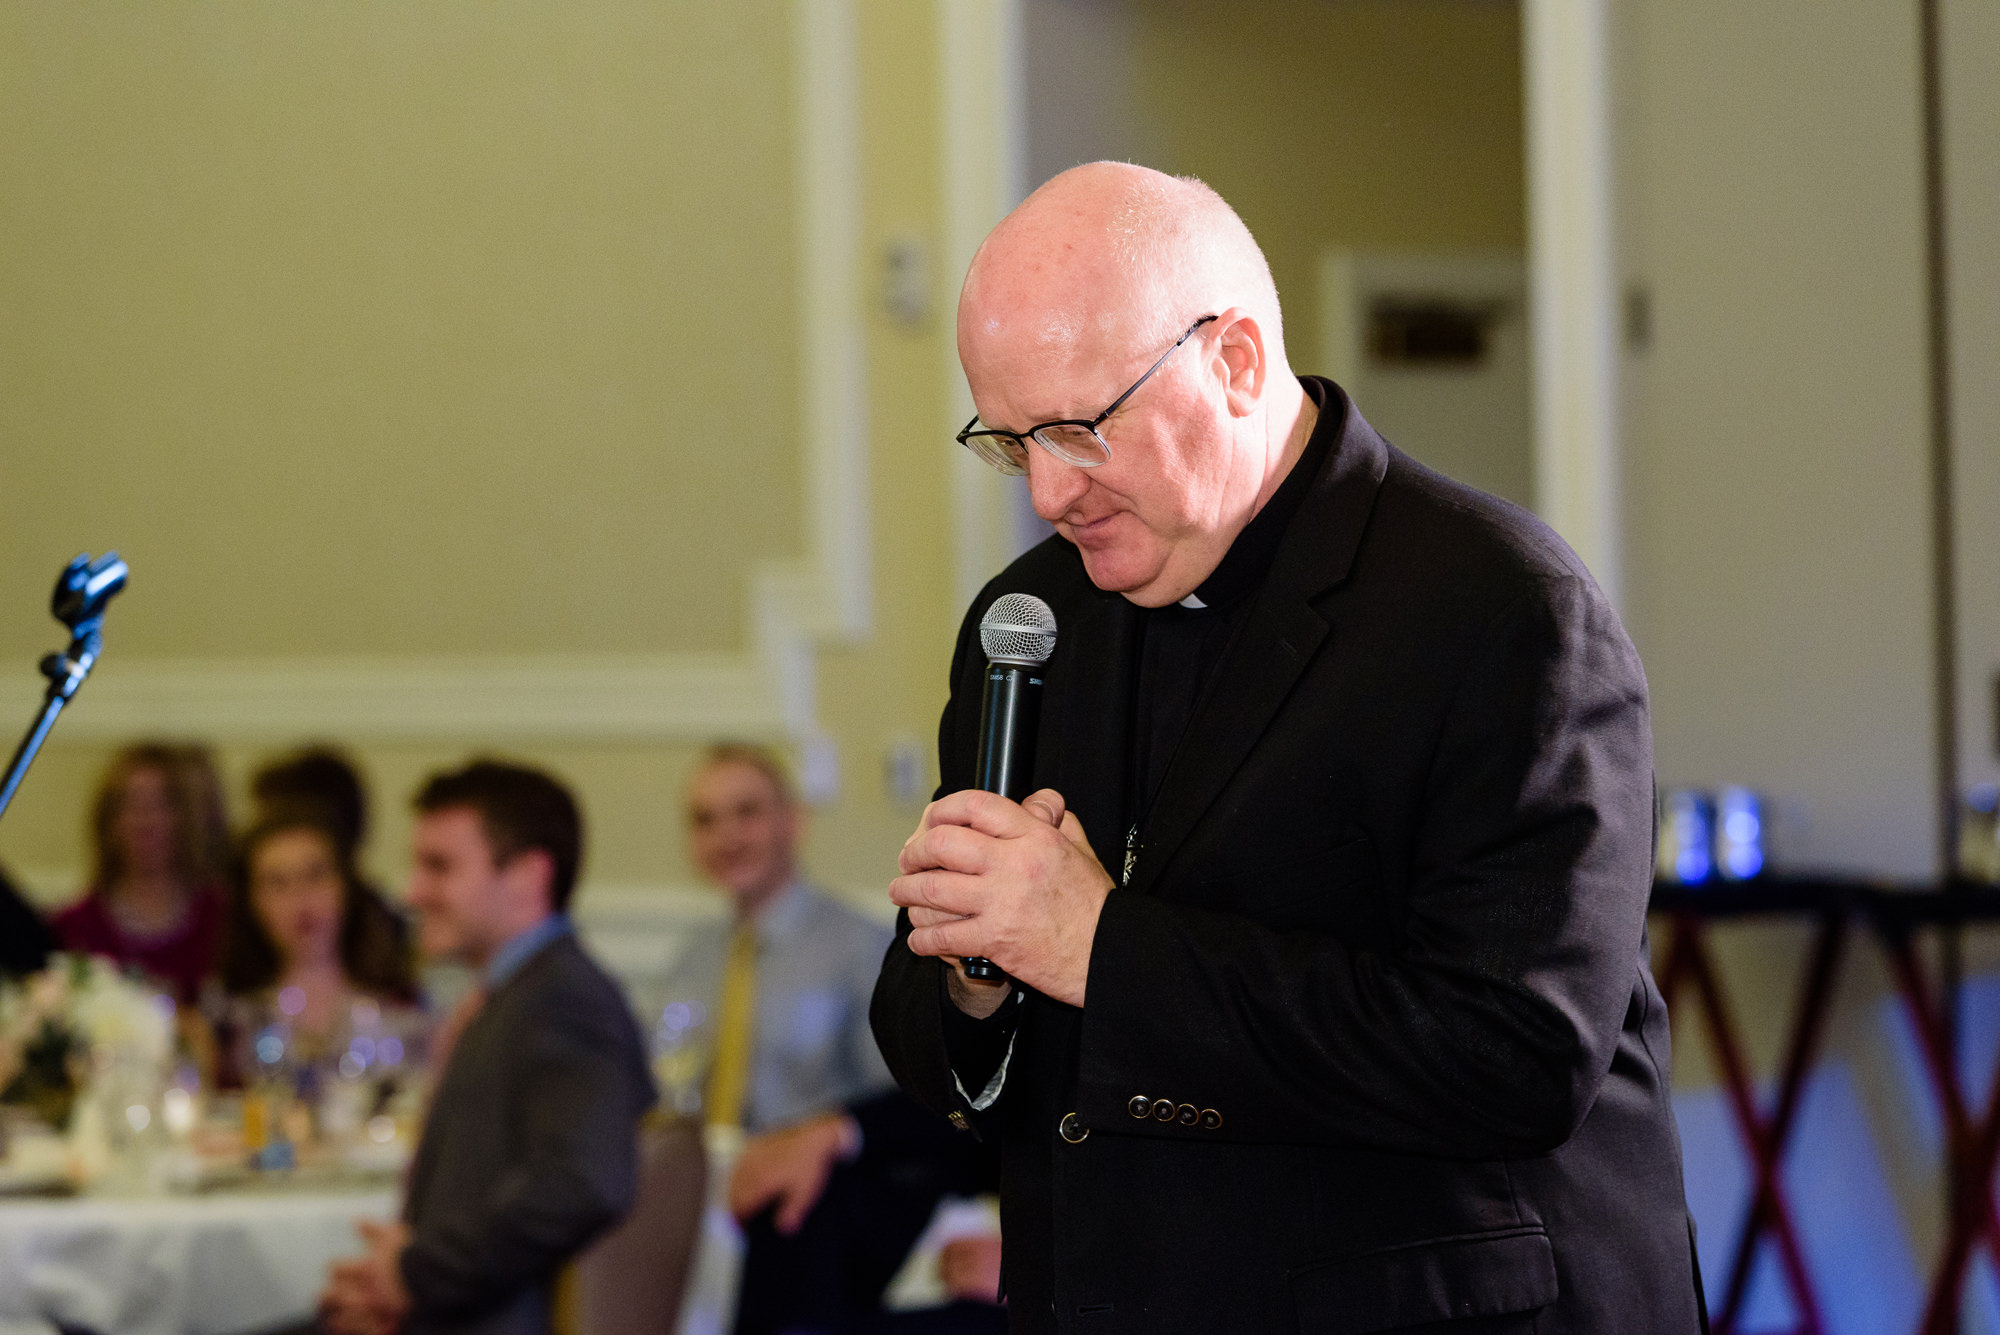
[1877,929,2000,1335]
[1661,911,1838,1335]
[1717,915,1847,1332]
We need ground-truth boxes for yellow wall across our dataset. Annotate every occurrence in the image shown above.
[809,0,960,895]
[1127,0,1525,376]
[0,1,801,660]
[0,0,960,907]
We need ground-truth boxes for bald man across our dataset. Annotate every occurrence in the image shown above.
[871,164,1704,1334]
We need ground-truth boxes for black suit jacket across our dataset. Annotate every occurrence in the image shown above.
[402,932,655,1335]
[872,382,1702,1334]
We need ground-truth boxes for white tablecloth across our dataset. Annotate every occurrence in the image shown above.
[0,1188,396,1335]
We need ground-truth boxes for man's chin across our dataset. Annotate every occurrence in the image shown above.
[1077,549,1181,606]
[417,927,463,965]
[1077,546,1150,591]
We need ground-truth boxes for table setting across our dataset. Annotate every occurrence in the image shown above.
[0,955,423,1335]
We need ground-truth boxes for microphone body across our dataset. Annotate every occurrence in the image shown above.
[961,662,1044,981]
[974,661,1043,802]
[960,593,1057,983]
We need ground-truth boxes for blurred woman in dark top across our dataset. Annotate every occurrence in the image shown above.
[49,742,229,1005]
[214,810,423,1090]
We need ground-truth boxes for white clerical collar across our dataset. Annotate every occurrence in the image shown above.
[1179,592,1207,610]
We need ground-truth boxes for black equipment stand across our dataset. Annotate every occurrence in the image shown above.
[0,553,128,823]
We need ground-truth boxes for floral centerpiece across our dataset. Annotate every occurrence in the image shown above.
[1,954,174,1133]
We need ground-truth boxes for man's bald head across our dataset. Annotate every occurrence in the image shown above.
[960,162,1284,370]
[955,163,1315,608]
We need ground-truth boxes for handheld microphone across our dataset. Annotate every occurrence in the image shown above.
[960,593,1058,982]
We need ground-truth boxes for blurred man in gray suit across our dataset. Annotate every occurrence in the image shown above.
[316,760,654,1335]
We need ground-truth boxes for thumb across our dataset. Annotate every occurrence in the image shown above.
[1021,788,1067,828]
[776,1176,821,1234]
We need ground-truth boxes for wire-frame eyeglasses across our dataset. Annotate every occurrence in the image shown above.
[955,314,1218,476]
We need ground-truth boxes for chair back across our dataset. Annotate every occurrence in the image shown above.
[564,1114,709,1335]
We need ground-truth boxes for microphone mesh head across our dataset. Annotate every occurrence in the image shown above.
[979,593,1058,667]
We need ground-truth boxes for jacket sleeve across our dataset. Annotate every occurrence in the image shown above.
[1075,574,1655,1159]
[846,1086,995,1195]
[400,999,648,1316]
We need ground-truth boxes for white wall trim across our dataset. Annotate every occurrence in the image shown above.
[795,0,872,645]
[1525,0,1623,607]
[0,4,870,749]
[0,650,788,743]
[941,0,1028,620]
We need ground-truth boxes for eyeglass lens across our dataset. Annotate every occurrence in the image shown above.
[1030,423,1110,467]
[966,433,1031,475]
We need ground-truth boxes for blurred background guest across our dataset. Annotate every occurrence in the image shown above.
[671,744,1001,1335]
[312,759,653,1335]
[252,747,374,866]
[49,742,230,1006]
[213,809,424,1093]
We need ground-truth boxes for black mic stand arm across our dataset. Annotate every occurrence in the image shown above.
[0,553,129,823]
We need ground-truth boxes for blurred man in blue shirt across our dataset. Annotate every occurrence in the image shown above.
[315,760,652,1335]
[670,745,1000,1335]
[681,744,895,1148]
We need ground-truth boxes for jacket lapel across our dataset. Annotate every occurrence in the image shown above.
[1124,383,1391,898]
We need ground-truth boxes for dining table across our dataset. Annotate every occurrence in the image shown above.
[0,1183,396,1335]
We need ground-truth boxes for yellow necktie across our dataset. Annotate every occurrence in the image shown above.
[705,921,759,1129]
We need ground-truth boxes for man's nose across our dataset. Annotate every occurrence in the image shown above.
[1025,449,1090,522]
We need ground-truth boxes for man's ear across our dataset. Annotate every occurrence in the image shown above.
[1209,306,1267,417]
[502,847,559,918]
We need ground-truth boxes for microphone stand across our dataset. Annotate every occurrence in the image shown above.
[0,553,129,823]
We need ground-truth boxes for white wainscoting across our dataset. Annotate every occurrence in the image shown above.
[0,653,784,744]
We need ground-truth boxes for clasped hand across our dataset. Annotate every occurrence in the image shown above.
[890,788,1113,1009]
[318,1219,411,1335]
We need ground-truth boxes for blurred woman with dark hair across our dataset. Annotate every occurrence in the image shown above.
[250,745,370,862]
[50,742,230,1005]
[214,810,423,1088]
